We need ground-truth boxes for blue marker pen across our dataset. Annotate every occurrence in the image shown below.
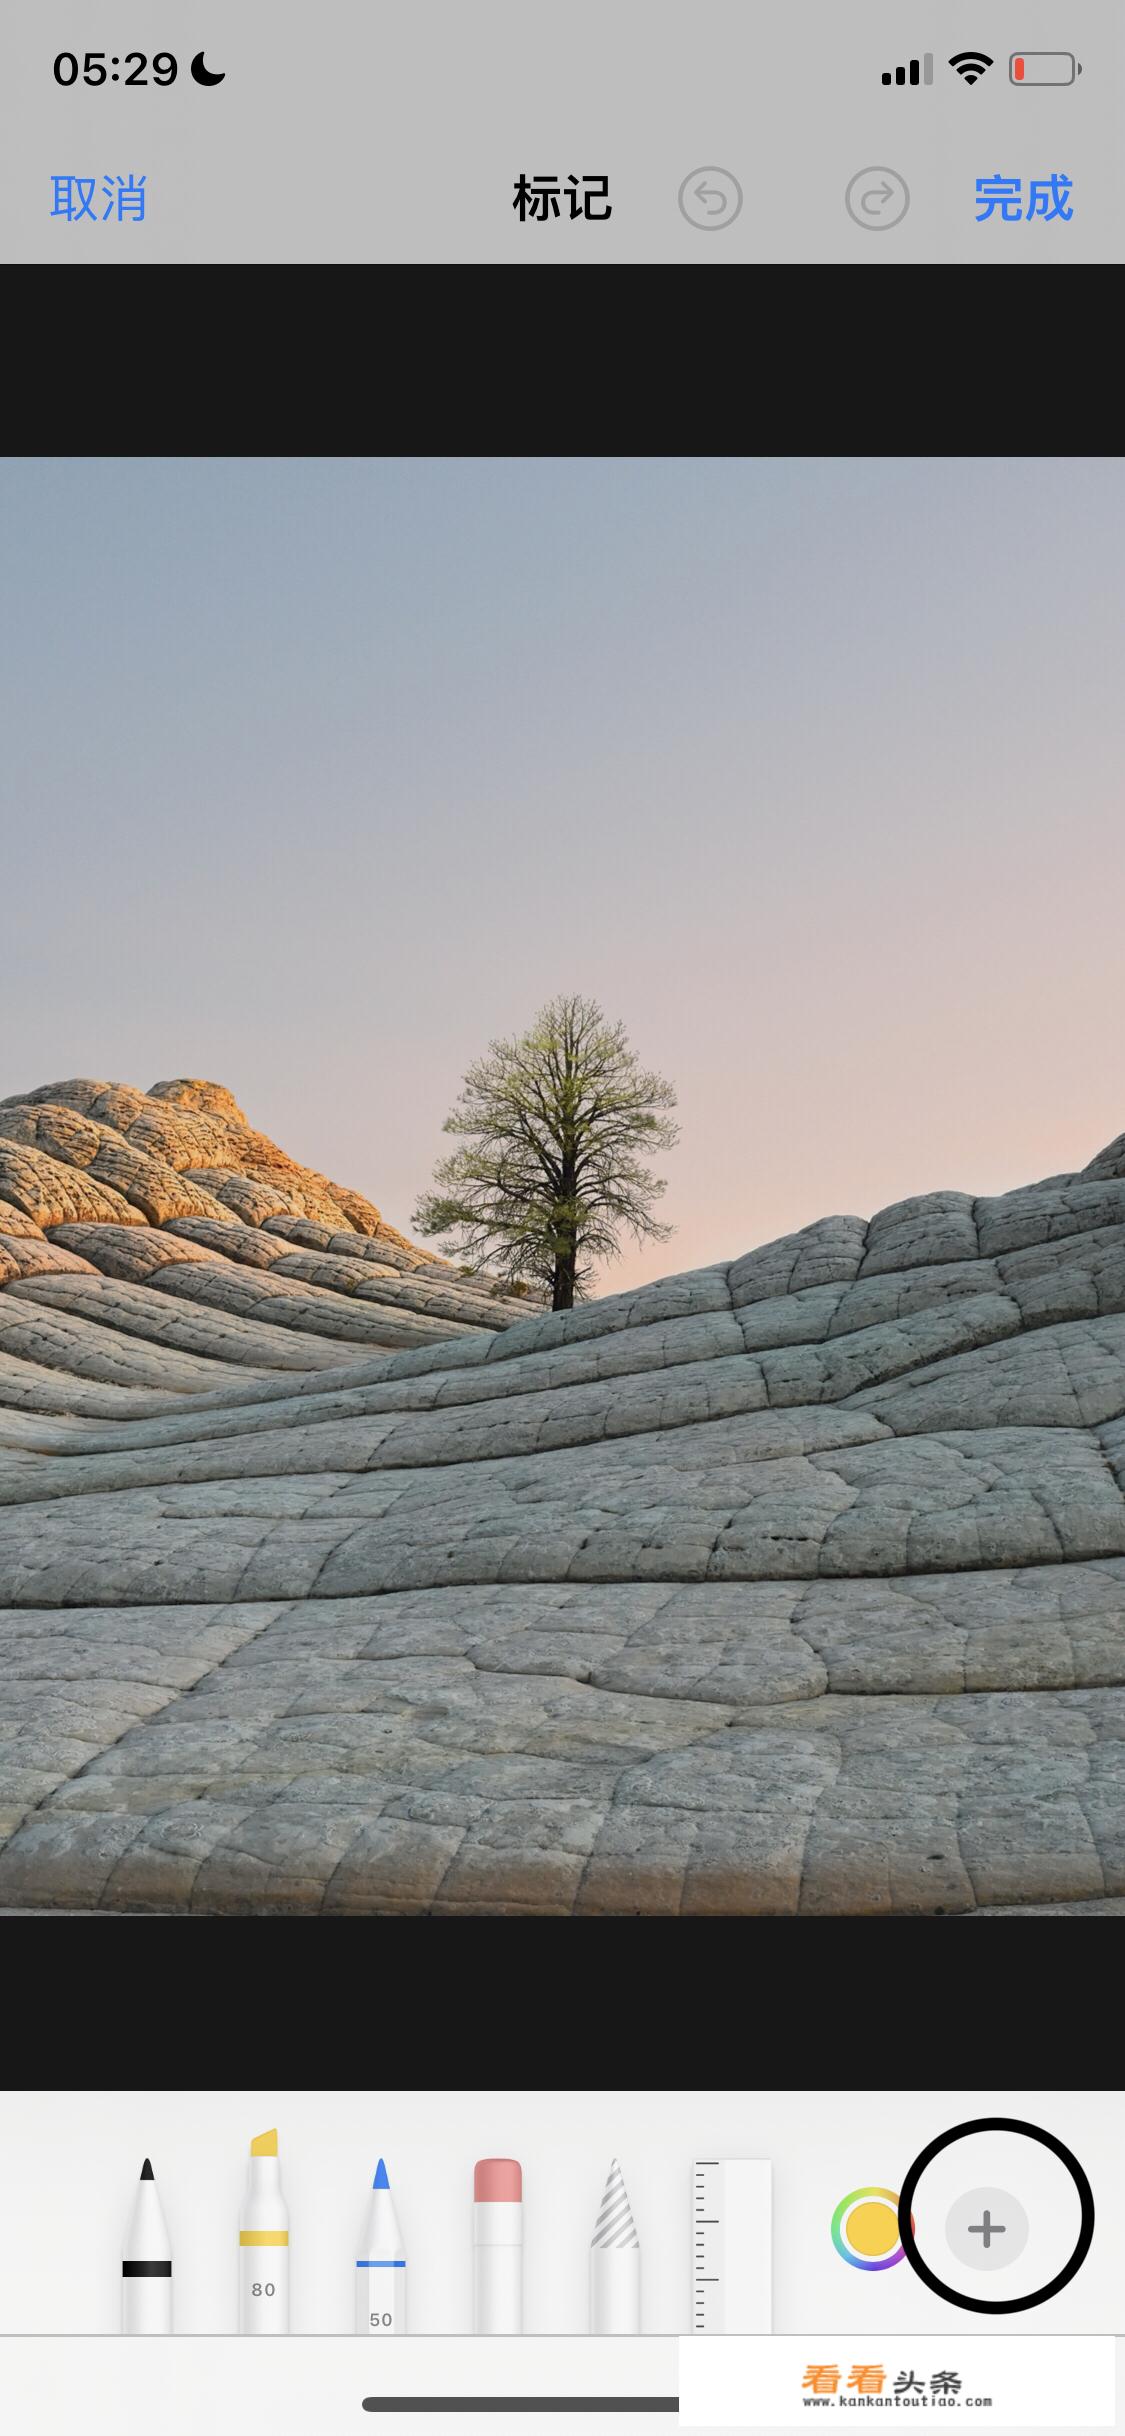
[356,2159,406,2334]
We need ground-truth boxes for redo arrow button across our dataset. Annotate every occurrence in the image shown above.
[845,166,910,227]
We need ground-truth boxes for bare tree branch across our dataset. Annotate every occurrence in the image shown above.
[412,993,679,1309]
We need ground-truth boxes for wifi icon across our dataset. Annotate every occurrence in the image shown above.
[949,50,994,82]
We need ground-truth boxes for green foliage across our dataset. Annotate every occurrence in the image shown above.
[412,994,679,1310]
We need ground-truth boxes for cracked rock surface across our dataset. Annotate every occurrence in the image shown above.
[1,1078,1124,1913]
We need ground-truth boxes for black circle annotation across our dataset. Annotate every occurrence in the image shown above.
[897,2117,1094,2315]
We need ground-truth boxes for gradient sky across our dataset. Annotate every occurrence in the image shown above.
[2,456,1123,1293]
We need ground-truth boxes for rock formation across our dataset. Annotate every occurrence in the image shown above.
[1,1077,1123,1914]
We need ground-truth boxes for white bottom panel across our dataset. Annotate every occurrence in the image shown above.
[0,2335,1116,2436]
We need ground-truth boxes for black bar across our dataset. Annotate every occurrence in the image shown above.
[895,63,905,83]
[362,2405,678,2417]
[122,2262,172,2277]
[909,56,919,82]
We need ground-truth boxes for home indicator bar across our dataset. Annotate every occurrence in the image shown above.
[362,2404,678,2416]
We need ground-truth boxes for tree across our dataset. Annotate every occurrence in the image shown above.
[412,994,679,1311]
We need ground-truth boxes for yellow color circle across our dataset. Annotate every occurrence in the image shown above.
[845,2200,900,2258]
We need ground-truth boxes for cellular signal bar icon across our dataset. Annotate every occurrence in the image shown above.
[882,54,933,85]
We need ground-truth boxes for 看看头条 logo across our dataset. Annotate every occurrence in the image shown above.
[831,2188,912,2271]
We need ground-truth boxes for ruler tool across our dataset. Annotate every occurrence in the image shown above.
[692,2159,772,2332]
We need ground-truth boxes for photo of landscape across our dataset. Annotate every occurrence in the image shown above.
[1,455,1121,1916]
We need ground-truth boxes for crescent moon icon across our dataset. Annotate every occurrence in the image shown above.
[190,51,226,85]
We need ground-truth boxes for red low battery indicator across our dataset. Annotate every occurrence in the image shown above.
[1010,51,1081,83]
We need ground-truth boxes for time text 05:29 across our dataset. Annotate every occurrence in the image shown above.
[55,52,178,84]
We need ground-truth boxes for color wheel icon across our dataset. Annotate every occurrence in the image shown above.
[832,2187,911,2270]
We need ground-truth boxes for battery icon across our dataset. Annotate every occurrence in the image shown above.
[1010,51,1082,83]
